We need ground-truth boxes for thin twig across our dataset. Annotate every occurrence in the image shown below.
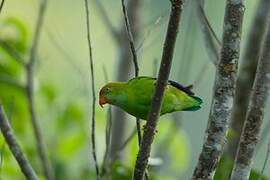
[0,0,5,14]
[120,1,150,179]
[83,0,101,179]
[120,0,142,154]
[120,0,139,77]
[0,105,38,180]
[120,0,142,147]
[109,0,141,162]
[26,0,53,180]
[0,39,26,66]
[259,139,270,180]
[133,1,183,179]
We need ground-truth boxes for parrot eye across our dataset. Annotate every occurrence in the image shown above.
[104,87,111,93]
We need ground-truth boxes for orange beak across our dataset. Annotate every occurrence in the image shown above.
[99,95,107,108]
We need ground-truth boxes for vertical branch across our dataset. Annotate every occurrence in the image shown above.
[230,18,270,180]
[0,105,38,180]
[192,0,245,179]
[133,0,183,179]
[25,0,53,180]
[83,0,100,179]
[227,0,270,159]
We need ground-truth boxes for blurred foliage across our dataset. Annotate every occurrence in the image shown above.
[215,156,269,180]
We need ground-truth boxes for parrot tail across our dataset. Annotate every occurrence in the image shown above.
[191,95,203,105]
[182,95,203,111]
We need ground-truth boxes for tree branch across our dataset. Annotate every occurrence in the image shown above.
[230,17,270,180]
[83,0,101,179]
[0,105,38,180]
[133,0,183,179]
[226,0,270,160]
[192,0,245,179]
[25,0,53,180]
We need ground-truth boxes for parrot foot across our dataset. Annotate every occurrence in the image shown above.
[142,125,158,134]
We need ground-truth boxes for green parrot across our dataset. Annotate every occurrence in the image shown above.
[99,76,202,120]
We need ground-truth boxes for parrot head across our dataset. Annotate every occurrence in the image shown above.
[99,82,126,107]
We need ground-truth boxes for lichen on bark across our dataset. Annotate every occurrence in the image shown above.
[192,0,245,179]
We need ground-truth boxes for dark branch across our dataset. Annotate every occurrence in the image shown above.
[0,105,38,180]
[133,0,183,179]
[83,0,101,179]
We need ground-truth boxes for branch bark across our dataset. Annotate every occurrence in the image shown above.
[0,105,38,180]
[230,17,270,180]
[192,0,245,179]
[133,0,183,179]
[83,0,101,179]
[226,0,270,159]
[26,0,53,179]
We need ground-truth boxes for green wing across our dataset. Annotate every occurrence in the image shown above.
[127,76,155,106]
[124,76,202,119]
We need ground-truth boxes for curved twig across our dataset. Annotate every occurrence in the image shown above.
[83,0,101,179]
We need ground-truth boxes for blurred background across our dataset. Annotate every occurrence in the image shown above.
[0,0,270,179]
